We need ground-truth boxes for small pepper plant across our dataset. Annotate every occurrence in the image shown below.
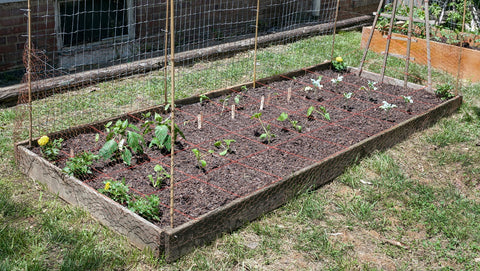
[99,119,144,166]
[307,106,331,121]
[277,112,302,132]
[251,112,276,144]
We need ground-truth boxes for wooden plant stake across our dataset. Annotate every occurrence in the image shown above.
[231,104,236,119]
[266,93,271,106]
[197,113,203,130]
[287,87,292,103]
[260,96,265,111]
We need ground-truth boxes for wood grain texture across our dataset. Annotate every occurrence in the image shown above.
[361,26,480,82]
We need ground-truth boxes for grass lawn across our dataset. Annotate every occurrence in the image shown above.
[1,30,480,270]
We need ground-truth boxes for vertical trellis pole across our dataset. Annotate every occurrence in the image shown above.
[358,0,385,76]
[27,0,33,147]
[330,0,341,61]
[403,0,415,88]
[163,0,170,105]
[169,0,175,229]
[455,0,467,96]
[425,0,432,91]
[252,0,260,88]
[380,0,399,83]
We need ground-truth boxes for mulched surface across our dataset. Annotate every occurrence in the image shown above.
[31,68,447,228]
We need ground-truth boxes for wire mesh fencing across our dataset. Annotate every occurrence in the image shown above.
[9,0,471,260]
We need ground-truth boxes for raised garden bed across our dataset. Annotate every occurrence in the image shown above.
[15,62,462,261]
[361,26,480,82]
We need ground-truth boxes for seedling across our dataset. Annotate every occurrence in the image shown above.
[128,194,161,221]
[277,112,302,132]
[311,76,323,89]
[220,95,230,113]
[199,94,210,104]
[251,112,276,144]
[99,119,144,166]
[142,112,185,152]
[402,95,413,105]
[359,80,378,95]
[331,75,343,86]
[192,148,207,169]
[99,179,131,205]
[307,106,331,121]
[148,164,170,188]
[379,101,397,121]
[213,139,236,156]
[63,151,98,178]
[234,94,242,105]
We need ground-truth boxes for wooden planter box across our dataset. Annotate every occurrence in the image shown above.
[15,63,462,262]
[361,26,480,82]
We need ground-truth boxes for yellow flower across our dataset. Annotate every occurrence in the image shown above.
[335,56,343,63]
[104,182,111,190]
[38,136,49,146]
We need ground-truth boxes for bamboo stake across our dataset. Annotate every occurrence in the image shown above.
[403,0,415,88]
[330,0,342,61]
[169,0,175,229]
[27,0,32,147]
[380,0,399,83]
[455,0,467,96]
[425,0,432,91]
[163,0,169,106]
[358,0,385,76]
[252,0,260,88]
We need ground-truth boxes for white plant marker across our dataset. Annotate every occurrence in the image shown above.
[231,104,236,120]
[197,112,203,130]
[260,95,265,111]
[287,87,292,103]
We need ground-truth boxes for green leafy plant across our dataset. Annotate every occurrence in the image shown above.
[63,151,98,178]
[251,112,276,144]
[99,119,144,166]
[307,106,331,121]
[379,101,398,121]
[142,112,185,152]
[99,179,131,205]
[310,76,323,89]
[277,112,302,132]
[213,139,236,156]
[37,136,64,161]
[359,80,378,95]
[128,194,161,221]
[331,75,343,87]
[435,84,455,100]
[147,164,170,188]
[192,148,207,169]
[199,94,210,104]
[332,56,347,71]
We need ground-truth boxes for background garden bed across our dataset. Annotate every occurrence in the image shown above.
[361,26,480,82]
[15,62,462,261]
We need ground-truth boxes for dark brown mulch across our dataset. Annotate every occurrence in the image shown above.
[31,68,447,228]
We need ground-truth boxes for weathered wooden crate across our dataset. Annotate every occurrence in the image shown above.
[15,63,462,261]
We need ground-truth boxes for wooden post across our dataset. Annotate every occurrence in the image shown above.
[330,0,341,61]
[169,0,175,229]
[163,0,170,106]
[358,0,385,76]
[27,0,33,147]
[380,0,399,83]
[252,0,260,88]
[403,0,415,88]
[425,0,432,91]
[455,0,467,96]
